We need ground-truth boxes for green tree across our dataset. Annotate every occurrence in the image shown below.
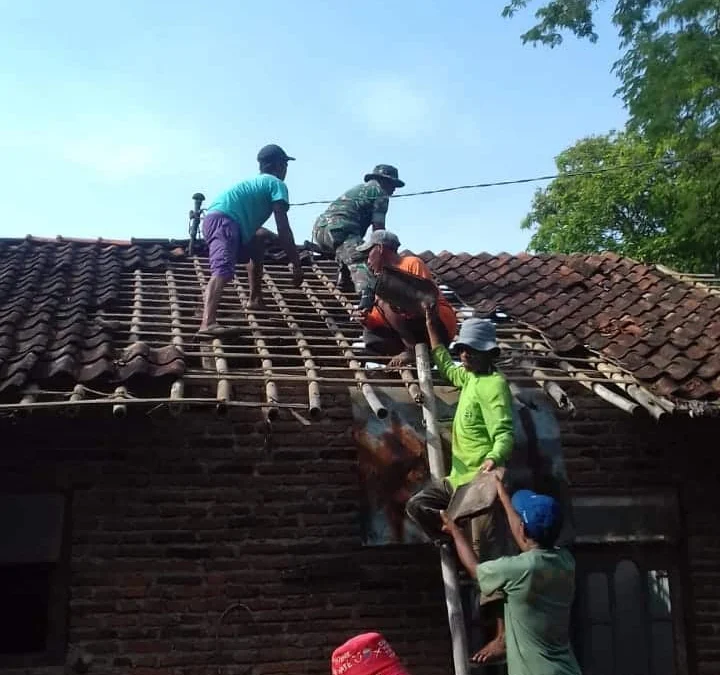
[502,0,720,143]
[504,0,720,272]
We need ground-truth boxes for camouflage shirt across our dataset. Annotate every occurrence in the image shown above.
[314,180,390,241]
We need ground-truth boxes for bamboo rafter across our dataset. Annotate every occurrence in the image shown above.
[0,255,683,418]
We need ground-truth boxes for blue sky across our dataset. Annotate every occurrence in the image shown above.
[1,0,626,254]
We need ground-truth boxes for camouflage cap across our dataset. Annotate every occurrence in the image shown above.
[364,164,405,188]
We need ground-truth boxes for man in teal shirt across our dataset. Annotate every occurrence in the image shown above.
[198,144,303,336]
[441,478,581,675]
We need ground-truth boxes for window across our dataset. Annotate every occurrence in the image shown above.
[0,493,70,667]
[569,492,688,675]
[572,547,685,675]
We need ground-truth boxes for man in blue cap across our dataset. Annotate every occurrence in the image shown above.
[440,476,581,675]
[198,144,304,336]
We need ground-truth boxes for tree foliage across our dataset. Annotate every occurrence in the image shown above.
[523,133,720,272]
[503,0,720,272]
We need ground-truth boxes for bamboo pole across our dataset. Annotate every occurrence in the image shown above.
[231,277,280,421]
[495,336,575,412]
[213,338,231,416]
[130,269,143,342]
[591,360,674,420]
[264,271,322,419]
[166,268,185,415]
[112,386,128,418]
[515,333,643,416]
[415,343,469,675]
[302,279,388,419]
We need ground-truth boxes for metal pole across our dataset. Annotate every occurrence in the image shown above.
[188,192,205,255]
[415,342,470,675]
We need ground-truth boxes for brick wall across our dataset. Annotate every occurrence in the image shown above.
[1,385,719,675]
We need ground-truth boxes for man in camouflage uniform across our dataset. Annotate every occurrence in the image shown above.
[312,165,405,307]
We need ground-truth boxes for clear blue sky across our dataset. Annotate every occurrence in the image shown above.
[1,0,626,255]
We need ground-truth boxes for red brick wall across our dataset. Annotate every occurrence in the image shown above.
[1,385,719,675]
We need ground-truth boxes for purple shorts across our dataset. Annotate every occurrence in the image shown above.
[202,212,249,279]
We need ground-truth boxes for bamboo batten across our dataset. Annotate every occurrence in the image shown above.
[0,257,682,417]
[263,271,322,419]
[231,276,280,421]
[301,277,388,419]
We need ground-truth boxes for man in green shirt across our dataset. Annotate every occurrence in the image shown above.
[441,477,581,675]
[312,165,405,308]
[406,306,515,663]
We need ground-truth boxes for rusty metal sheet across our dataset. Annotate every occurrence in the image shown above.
[351,384,573,547]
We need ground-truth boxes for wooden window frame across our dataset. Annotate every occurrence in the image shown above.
[571,541,690,675]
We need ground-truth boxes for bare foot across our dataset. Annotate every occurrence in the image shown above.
[471,636,506,664]
[387,350,413,370]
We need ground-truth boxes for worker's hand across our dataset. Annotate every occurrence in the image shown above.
[480,459,496,473]
[290,263,304,287]
[353,307,370,323]
[439,510,459,537]
[422,301,437,323]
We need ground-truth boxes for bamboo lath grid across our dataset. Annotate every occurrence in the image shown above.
[4,256,681,419]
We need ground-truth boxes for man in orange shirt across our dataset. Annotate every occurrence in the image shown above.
[357,230,457,368]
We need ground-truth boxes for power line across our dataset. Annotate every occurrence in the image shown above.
[290,156,684,207]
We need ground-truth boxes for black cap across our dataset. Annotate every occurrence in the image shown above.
[257,144,296,164]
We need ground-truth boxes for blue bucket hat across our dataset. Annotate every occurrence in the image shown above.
[511,489,561,543]
[455,318,498,353]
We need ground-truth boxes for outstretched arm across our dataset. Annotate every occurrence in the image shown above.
[272,202,303,285]
[495,475,533,552]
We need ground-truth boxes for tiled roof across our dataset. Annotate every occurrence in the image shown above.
[418,250,720,401]
[0,238,187,394]
[0,237,717,417]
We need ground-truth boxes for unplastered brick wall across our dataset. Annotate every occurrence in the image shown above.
[556,386,720,675]
[1,384,719,675]
[0,386,450,675]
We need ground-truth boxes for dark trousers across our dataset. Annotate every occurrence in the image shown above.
[406,478,515,604]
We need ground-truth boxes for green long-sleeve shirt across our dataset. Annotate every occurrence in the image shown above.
[432,345,514,489]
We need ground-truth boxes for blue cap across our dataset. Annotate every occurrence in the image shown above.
[511,489,561,543]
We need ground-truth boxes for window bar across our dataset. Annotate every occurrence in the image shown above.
[263,270,322,419]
